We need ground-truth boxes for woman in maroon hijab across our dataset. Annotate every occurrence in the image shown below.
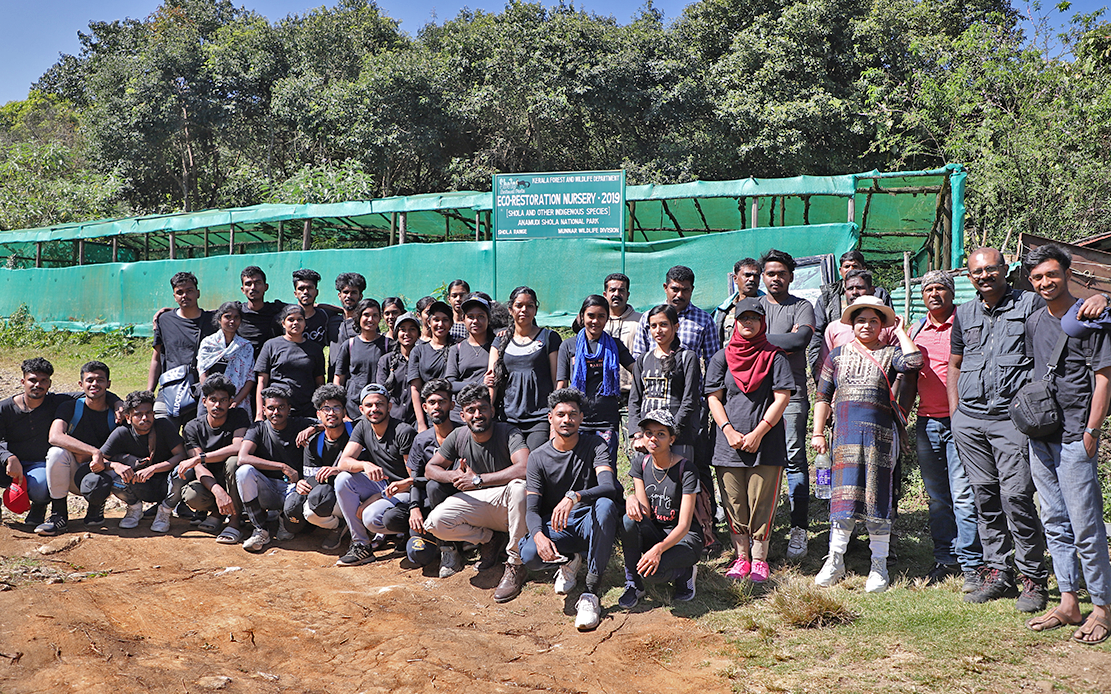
[705,298,795,583]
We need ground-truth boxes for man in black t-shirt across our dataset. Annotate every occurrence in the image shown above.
[333,383,415,566]
[292,269,333,348]
[0,358,69,528]
[424,384,529,601]
[397,379,457,567]
[82,390,187,533]
[179,375,251,543]
[38,361,125,536]
[287,384,353,550]
[235,386,319,553]
[149,271,215,424]
[237,266,287,358]
[520,388,620,632]
[327,272,366,380]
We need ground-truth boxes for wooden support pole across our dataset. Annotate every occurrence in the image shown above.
[204,228,210,257]
[78,239,85,265]
[803,195,811,225]
[389,213,397,246]
[445,216,450,242]
[847,196,856,224]
[112,237,118,263]
[302,220,311,251]
[229,227,235,255]
[398,213,407,245]
[903,251,912,323]
[35,242,43,268]
[145,233,150,261]
[475,211,481,242]
[277,220,283,252]
[751,198,759,229]
[169,232,176,260]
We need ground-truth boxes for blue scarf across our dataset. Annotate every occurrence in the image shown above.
[571,329,620,398]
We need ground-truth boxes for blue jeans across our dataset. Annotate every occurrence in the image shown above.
[22,461,50,505]
[519,498,619,581]
[1029,438,1111,604]
[783,399,809,530]
[916,416,982,569]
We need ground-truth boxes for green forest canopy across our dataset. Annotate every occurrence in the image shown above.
[0,0,1109,257]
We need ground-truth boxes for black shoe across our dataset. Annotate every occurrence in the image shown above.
[1015,575,1049,613]
[476,532,509,572]
[925,562,962,586]
[963,568,1016,603]
[24,502,48,529]
[962,566,987,594]
[173,501,197,521]
[618,582,646,609]
[336,542,375,567]
[35,513,68,537]
[83,501,105,525]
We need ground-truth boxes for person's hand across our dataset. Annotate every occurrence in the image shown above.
[92,450,105,470]
[111,462,134,483]
[295,425,318,448]
[626,495,645,522]
[1078,294,1110,320]
[723,425,745,450]
[295,479,313,495]
[533,532,559,562]
[5,457,23,486]
[892,314,907,335]
[385,478,413,496]
[134,466,157,483]
[631,433,648,453]
[637,543,664,576]
[740,430,764,453]
[550,495,575,533]
[89,458,106,474]
[811,433,828,454]
[362,462,385,482]
[409,507,424,533]
[212,486,235,516]
[483,369,497,387]
[315,466,340,483]
[152,306,173,331]
[1085,431,1099,458]
[283,465,300,483]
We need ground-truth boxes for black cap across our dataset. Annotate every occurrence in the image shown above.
[734,297,766,318]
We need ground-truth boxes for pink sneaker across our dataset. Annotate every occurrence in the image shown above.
[725,558,751,580]
[749,560,771,583]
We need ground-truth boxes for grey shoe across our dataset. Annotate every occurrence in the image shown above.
[962,566,986,594]
[575,593,602,631]
[438,545,464,578]
[243,528,270,553]
[336,541,375,566]
[786,527,808,560]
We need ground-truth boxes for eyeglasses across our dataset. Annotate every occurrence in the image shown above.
[318,405,344,414]
[969,264,1006,278]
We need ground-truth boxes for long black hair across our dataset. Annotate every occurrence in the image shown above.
[646,304,682,377]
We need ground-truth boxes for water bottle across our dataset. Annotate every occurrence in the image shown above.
[814,453,832,499]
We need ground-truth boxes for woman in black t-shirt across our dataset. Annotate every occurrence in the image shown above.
[619,409,702,608]
[253,304,326,418]
[556,295,634,462]
[376,312,420,425]
[408,300,455,431]
[335,298,391,420]
[382,297,406,341]
[445,293,495,423]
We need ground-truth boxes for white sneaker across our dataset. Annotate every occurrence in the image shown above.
[243,528,270,552]
[119,503,144,529]
[150,503,172,533]
[554,553,582,595]
[575,593,601,631]
[865,557,890,593]
[814,552,845,587]
[786,527,808,560]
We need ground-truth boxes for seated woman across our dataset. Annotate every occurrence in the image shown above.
[706,298,793,584]
[619,409,703,607]
[812,295,921,593]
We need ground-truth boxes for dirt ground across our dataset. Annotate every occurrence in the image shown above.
[0,515,732,694]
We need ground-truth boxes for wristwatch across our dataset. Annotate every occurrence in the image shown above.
[1085,427,1101,438]
[564,490,579,504]
[472,475,483,488]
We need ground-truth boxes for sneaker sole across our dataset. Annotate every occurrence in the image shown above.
[336,556,376,567]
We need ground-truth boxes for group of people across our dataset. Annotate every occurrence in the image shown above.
[1,245,1109,642]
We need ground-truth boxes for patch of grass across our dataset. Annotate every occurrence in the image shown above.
[769,577,858,628]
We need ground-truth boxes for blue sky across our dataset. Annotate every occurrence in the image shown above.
[0,0,1106,105]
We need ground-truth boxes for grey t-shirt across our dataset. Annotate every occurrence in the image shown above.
[759,295,815,402]
[1026,307,1111,444]
[436,422,527,476]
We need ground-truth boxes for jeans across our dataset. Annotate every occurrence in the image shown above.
[3,460,50,505]
[916,416,982,570]
[1029,438,1111,604]
[519,497,620,580]
[620,515,701,584]
[235,466,299,512]
[951,409,1047,580]
[334,471,390,545]
[783,399,810,530]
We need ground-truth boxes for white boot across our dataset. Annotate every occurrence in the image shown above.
[815,552,845,587]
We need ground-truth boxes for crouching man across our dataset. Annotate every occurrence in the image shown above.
[423,383,529,602]
[519,388,620,631]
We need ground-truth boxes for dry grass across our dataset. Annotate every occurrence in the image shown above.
[768,575,859,628]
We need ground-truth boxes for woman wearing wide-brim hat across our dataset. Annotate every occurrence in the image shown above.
[811,295,922,593]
